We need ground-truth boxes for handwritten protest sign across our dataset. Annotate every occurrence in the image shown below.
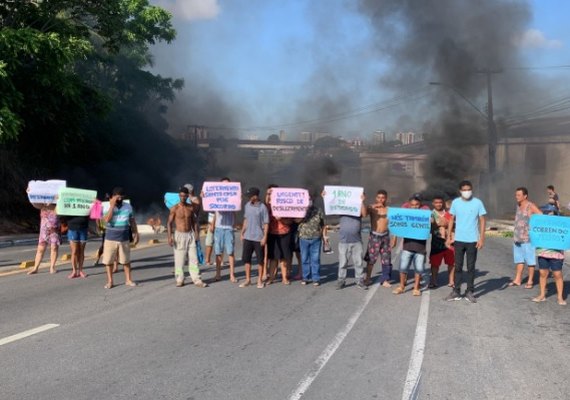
[387,207,431,240]
[56,188,97,217]
[201,182,242,211]
[164,193,190,209]
[270,188,309,218]
[529,214,570,250]
[90,200,103,220]
[27,180,66,204]
[323,185,364,217]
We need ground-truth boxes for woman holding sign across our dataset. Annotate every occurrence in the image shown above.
[27,205,61,275]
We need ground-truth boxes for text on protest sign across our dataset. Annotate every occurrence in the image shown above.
[323,185,364,217]
[27,180,66,204]
[387,207,431,240]
[270,188,309,218]
[201,182,242,212]
[529,214,570,250]
[164,193,190,209]
[56,188,97,217]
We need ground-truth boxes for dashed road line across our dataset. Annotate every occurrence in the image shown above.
[0,324,60,347]
[288,282,379,400]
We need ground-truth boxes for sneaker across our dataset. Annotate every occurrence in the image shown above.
[464,292,477,303]
[357,280,369,290]
[444,291,462,301]
[336,280,346,290]
[313,281,320,287]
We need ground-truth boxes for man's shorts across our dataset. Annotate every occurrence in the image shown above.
[102,240,131,265]
[242,239,264,264]
[214,228,235,255]
[267,233,292,260]
[513,242,536,266]
[537,256,563,271]
[68,228,88,243]
[399,250,426,274]
[430,248,454,267]
[366,231,391,266]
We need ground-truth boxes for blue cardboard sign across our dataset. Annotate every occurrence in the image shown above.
[387,207,432,240]
[529,214,570,250]
[164,192,190,209]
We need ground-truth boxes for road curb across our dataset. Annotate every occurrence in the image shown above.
[0,240,166,277]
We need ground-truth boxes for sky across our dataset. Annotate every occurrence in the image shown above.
[150,0,570,139]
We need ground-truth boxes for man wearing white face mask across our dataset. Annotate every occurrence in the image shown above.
[445,180,487,303]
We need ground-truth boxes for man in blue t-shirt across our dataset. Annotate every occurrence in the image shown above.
[445,180,486,303]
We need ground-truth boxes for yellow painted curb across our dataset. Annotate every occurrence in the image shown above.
[19,260,34,269]
[61,253,71,261]
[148,239,160,244]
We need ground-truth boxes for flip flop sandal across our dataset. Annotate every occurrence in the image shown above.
[531,297,546,303]
[508,281,521,287]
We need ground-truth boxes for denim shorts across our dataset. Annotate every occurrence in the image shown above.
[214,228,235,255]
[513,242,536,266]
[68,228,88,243]
[537,256,563,271]
[399,250,426,274]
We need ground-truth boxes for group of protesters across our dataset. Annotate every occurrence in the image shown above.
[26,178,566,305]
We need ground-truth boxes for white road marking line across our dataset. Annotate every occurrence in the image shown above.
[288,283,379,400]
[0,324,59,347]
[402,290,430,400]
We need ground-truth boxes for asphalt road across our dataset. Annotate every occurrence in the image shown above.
[0,234,569,400]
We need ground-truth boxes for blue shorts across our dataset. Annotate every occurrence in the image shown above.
[538,257,563,271]
[214,228,234,255]
[68,228,88,243]
[513,242,536,266]
[399,250,425,274]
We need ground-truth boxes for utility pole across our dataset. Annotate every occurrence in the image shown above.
[476,69,502,174]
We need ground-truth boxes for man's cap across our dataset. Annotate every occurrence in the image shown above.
[178,186,189,194]
[112,187,124,196]
[246,187,260,197]
[184,183,193,192]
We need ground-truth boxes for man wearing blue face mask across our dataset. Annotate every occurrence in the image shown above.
[445,180,487,303]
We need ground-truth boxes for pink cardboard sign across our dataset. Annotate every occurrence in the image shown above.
[201,182,242,212]
[270,188,309,218]
[89,199,103,220]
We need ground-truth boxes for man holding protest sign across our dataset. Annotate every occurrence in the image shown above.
[331,190,368,290]
[167,186,208,288]
[364,190,395,288]
[445,180,487,303]
[392,196,429,296]
[240,187,269,288]
[103,187,139,289]
[210,177,238,283]
[509,187,541,289]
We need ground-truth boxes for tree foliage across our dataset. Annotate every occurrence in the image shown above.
[0,0,195,223]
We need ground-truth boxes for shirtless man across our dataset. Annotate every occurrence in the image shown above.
[365,190,396,287]
[167,186,208,288]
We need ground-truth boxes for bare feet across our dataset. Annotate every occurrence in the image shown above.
[27,268,39,275]
[214,275,221,282]
[532,296,546,303]
[558,299,567,306]
[50,267,57,274]
[230,276,238,283]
